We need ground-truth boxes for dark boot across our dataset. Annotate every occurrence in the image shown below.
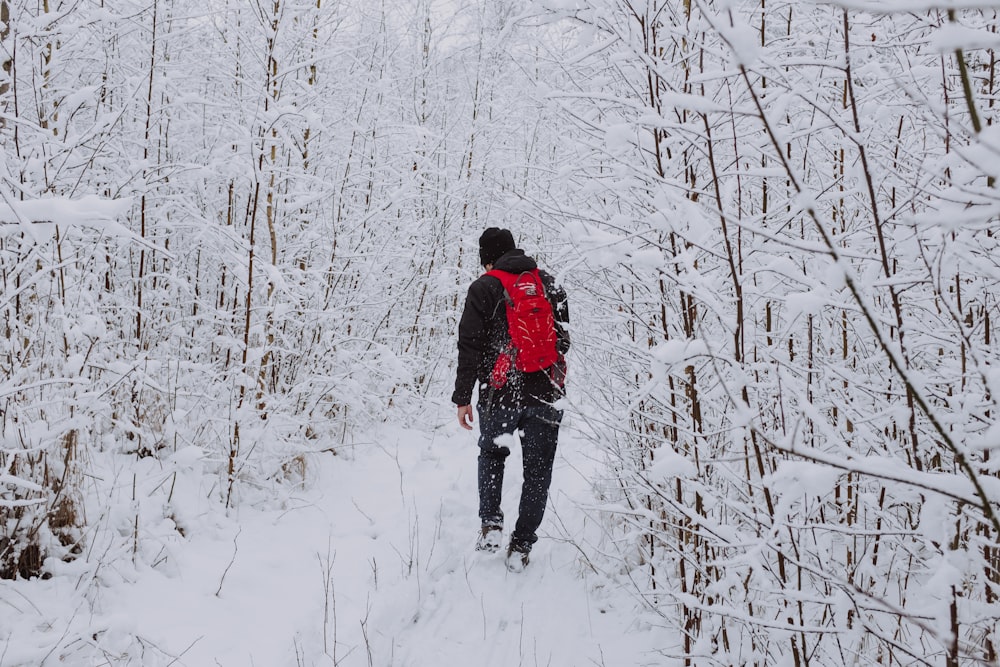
[505,541,530,572]
[475,523,503,553]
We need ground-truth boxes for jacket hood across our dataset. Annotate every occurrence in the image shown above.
[491,249,536,273]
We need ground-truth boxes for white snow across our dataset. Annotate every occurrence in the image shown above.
[651,338,708,367]
[0,195,130,227]
[784,290,826,319]
[660,92,728,115]
[929,23,1000,53]
[604,122,635,155]
[0,404,662,666]
[769,460,843,501]
[647,448,698,481]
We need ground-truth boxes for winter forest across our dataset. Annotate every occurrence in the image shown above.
[2,0,1000,665]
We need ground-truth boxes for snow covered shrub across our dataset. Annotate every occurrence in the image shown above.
[541,0,1000,664]
[0,426,85,579]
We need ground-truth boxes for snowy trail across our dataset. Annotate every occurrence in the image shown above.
[324,404,654,667]
[1,403,661,666]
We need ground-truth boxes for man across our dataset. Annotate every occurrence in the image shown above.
[452,227,570,572]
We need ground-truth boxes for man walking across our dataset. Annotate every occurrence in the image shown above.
[452,228,570,572]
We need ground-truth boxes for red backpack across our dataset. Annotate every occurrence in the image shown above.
[486,269,559,388]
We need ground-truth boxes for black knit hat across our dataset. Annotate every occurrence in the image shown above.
[479,227,516,266]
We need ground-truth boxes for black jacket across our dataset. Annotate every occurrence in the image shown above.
[452,249,570,408]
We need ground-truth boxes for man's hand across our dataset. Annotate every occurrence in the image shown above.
[457,405,474,430]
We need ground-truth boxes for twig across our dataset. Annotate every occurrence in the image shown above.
[215,527,242,597]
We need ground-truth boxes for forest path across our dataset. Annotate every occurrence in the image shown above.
[1,402,664,666]
[298,402,660,667]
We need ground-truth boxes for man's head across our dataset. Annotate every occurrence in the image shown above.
[479,227,516,267]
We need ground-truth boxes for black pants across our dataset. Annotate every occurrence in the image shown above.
[477,401,562,552]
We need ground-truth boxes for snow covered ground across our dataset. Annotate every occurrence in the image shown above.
[1,401,667,666]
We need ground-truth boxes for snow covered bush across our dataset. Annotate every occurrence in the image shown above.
[538,0,1000,664]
